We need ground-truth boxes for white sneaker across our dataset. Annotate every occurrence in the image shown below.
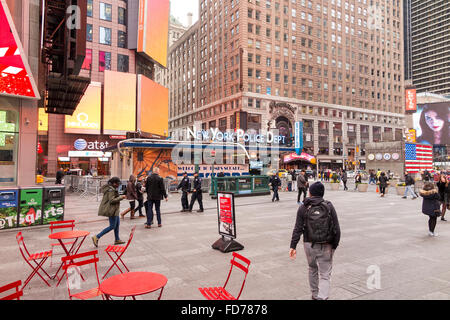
[297,201,303,205]
[433,233,438,237]
[428,231,434,237]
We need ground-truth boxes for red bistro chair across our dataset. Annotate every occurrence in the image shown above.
[61,250,104,300]
[0,280,23,300]
[198,252,251,300]
[49,220,75,266]
[16,232,53,290]
[102,226,136,279]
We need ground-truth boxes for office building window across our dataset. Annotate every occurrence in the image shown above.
[118,54,129,72]
[100,3,112,21]
[87,0,93,17]
[99,51,111,71]
[87,24,93,42]
[99,27,111,45]
[118,7,126,25]
[118,30,127,48]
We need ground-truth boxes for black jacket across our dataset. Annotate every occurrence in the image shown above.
[420,189,440,216]
[192,176,202,193]
[405,174,415,186]
[270,176,281,190]
[136,181,144,201]
[177,177,191,192]
[378,175,389,187]
[145,174,168,201]
[290,197,341,250]
[436,181,450,201]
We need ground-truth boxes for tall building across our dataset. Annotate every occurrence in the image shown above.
[167,0,406,169]
[405,0,450,94]
[39,0,170,176]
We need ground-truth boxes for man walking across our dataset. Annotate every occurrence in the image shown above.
[56,168,64,185]
[145,168,168,228]
[297,170,308,204]
[120,175,138,219]
[269,173,281,202]
[341,170,348,191]
[369,170,376,185]
[289,182,341,300]
[188,172,204,212]
[402,170,417,200]
[177,172,191,212]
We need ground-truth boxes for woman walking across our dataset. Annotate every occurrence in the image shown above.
[378,172,389,197]
[92,177,126,247]
[436,174,450,221]
[420,182,441,237]
[120,175,138,219]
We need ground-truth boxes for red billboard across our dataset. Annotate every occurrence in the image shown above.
[405,88,417,113]
[0,1,39,99]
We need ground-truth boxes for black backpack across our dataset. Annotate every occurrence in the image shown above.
[305,200,334,246]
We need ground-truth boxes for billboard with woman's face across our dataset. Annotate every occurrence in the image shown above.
[413,102,450,146]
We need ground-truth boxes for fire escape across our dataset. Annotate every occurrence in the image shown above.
[41,0,90,115]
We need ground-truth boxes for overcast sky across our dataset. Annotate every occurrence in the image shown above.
[170,0,199,27]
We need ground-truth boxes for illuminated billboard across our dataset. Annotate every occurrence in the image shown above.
[0,1,39,99]
[413,102,449,146]
[137,75,168,137]
[38,108,48,132]
[137,0,170,68]
[103,70,136,134]
[405,88,417,113]
[65,82,101,134]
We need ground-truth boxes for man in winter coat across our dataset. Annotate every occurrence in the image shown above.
[297,170,309,203]
[177,172,191,212]
[270,173,282,202]
[341,170,348,191]
[120,175,138,219]
[145,168,168,228]
[402,171,418,200]
[289,182,341,300]
[189,172,204,212]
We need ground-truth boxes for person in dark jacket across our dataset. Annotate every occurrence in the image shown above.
[177,172,191,212]
[188,172,204,212]
[402,171,418,200]
[436,174,449,221]
[270,173,282,202]
[420,182,441,236]
[341,170,348,191]
[56,168,64,184]
[92,177,126,247]
[297,170,308,203]
[120,175,138,219]
[135,178,146,217]
[289,182,341,300]
[378,172,389,197]
[145,168,168,228]
[354,173,362,190]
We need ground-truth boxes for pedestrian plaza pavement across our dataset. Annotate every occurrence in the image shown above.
[2,181,450,300]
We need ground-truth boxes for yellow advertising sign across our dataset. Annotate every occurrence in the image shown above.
[103,71,136,134]
[65,82,101,134]
[38,108,48,132]
[138,75,168,136]
[406,129,416,143]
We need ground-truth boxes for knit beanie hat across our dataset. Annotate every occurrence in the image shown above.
[309,182,325,197]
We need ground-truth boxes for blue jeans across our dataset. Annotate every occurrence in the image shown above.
[97,216,120,241]
[147,199,161,225]
[404,185,416,198]
[369,177,376,184]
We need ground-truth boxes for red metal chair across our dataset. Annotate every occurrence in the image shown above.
[0,280,23,300]
[61,250,104,300]
[16,232,53,290]
[198,252,251,300]
[49,220,75,266]
[102,226,136,279]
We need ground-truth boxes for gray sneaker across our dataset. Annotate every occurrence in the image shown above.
[92,235,98,247]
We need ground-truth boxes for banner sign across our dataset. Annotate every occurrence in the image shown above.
[283,152,315,163]
[294,121,303,155]
[405,88,417,113]
[217,192,236,239]
[177,164,249,178]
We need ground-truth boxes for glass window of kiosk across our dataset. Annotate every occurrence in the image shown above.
[0,103,19,186]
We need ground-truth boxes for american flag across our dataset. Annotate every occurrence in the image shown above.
[405,143,434,173]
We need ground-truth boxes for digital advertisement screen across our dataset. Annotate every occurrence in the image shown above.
[137,0,170,68]
[0,1,39,99]
[65,82,101,134]
[103,71,136,134]
[413,102,450,146]
[137,75,168,137]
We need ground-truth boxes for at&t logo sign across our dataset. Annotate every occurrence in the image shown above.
[74,139,88,151]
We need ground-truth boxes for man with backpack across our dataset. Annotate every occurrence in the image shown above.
[289,182,341,300]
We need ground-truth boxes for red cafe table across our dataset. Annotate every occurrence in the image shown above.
[48,230,90,286]
[100,272,168,300]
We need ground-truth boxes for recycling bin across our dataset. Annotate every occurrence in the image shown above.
[0,188,19,230]
[43,186,65,225]
[18,187,43,228]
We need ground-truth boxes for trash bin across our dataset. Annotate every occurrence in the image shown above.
[43,186,65,225]
[18,187,43,228]
[0,189,19,230]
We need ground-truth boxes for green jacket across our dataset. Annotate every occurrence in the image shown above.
[98,185,123,217]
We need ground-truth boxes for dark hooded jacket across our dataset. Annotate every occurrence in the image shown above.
[290,196,341,250]
[419,188,440,216]
[98,185,123,217]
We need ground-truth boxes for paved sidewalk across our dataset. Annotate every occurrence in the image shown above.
[2,183,449,300]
